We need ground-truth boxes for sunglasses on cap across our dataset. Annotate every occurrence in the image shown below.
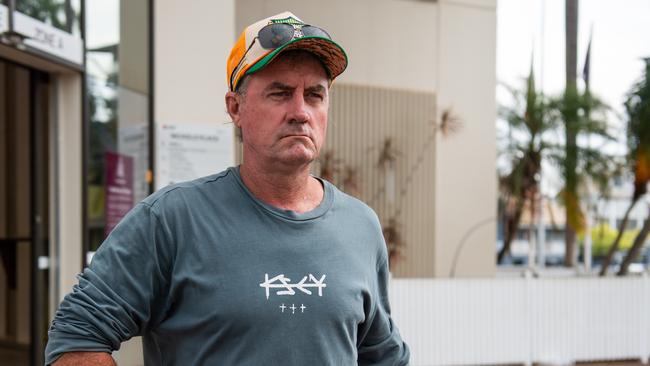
[257,23,331,48]
[230,23,332,91]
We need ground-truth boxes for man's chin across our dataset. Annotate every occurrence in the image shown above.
[275,150,317,167]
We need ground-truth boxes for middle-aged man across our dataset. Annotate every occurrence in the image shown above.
[45,11,410,365]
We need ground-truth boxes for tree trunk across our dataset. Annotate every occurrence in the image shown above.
[565,0,578,85]
[618,204,650,276]
[527,189,538,266]
[498,199,524,264]
[599,198,638,275]
[564,0,579,267]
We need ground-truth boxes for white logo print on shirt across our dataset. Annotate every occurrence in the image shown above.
[259,273,327,300]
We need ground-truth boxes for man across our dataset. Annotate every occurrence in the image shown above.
[46,11,410,365]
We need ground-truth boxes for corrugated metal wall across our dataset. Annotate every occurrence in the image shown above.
[235,83,437,277]
[324,83,437,278]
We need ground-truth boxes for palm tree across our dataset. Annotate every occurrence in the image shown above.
[614,59,650,276]
[498,67,615,265]
[498,64,560,263]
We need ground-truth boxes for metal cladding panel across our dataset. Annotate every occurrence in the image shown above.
[325,83,437,278]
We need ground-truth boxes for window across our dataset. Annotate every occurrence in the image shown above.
[16,0,82,36]
[84,0,151,255]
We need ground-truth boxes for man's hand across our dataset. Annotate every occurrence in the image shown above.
[52,351,117,366]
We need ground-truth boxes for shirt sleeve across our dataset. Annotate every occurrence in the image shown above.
[357,255,410,365]
[45,202,174,365]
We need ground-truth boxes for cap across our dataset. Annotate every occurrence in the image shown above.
[227,11,348,92]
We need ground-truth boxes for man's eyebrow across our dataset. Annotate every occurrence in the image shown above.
[306,84,327,94]
[264,82,294,92]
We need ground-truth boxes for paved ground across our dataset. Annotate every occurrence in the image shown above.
[575,363,645,366]
[0,345,645,366]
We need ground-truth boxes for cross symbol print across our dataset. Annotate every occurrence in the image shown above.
[300,304,306,313]
[279,304,287,313]
[290,304,297,314]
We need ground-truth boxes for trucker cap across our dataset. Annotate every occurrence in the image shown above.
[227,11,348,92]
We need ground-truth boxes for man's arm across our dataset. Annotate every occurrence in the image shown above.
[357,256,410,366]
[45,202,174,365]
[52,352,116,366]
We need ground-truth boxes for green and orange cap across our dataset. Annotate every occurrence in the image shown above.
[227,11,348,92]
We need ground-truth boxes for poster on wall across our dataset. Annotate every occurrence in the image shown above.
[105,152,134,238]
[155,122,234,190]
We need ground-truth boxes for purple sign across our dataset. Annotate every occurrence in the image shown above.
[105,151,134,238]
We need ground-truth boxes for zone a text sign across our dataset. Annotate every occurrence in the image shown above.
[13,10,83,66]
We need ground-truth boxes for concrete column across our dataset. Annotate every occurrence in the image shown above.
[434,0,498,278]
[52,73,83,302]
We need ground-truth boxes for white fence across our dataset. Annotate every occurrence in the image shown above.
[389,276,650,366]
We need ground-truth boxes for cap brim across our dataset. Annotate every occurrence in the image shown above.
[245,36,348,80]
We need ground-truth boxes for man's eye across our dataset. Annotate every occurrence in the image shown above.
[270,91,290,97]
[308,93,324,100]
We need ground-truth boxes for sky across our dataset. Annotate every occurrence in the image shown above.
[497,0,650,113]
[496,0,650,195]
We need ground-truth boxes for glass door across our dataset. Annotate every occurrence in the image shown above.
[0,58,50,366]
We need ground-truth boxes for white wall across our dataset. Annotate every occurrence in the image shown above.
[433,0,497,277]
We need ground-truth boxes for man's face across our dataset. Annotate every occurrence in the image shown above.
[228,52,330,170]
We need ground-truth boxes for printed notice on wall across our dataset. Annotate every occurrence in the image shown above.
[156,123,234,190]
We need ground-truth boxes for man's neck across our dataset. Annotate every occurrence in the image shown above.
[238,160,324,214]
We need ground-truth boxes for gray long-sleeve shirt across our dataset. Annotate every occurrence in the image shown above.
[45,167,410,365]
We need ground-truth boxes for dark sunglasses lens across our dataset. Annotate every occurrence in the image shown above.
[301,26,331,39]
[258,23,294,49]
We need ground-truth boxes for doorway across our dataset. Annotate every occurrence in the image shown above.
[0,59,51,366]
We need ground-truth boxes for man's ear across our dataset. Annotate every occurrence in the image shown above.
[225,91,242,127]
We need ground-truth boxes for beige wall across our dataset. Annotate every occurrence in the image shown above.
[155,0,235,124]
[236,0,438,92]
[433,0,497,277]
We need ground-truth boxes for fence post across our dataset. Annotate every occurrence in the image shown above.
[642,273,649,364]
[525,270,534,366]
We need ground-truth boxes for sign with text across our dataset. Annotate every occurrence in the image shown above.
[105,152,134,238]
[13,11,83,65]
[155,123,234,190]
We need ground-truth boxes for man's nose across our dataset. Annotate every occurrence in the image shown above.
[287,94,310,124]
